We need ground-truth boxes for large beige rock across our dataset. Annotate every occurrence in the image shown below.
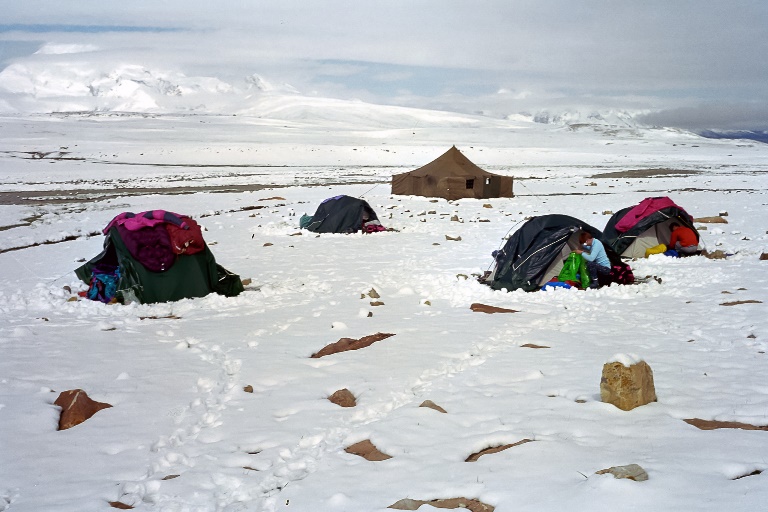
[54,389,112,430]
[600,358,657,411]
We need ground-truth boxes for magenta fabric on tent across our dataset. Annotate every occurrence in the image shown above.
[614,197,682,233]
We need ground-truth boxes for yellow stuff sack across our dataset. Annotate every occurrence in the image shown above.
[645,243,667,258]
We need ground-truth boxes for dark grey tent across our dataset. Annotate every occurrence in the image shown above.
[391,146,513,200]
[482,214,630,292]
[302,195,381,234]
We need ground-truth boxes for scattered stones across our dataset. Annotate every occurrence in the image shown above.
[54,389,112,430]
[470,303,519,314]
[243,385,254,393]
[311,333,395,358]
[720,300,762,306]
[259,196,286,201]
[329,388,356,407]
[389,497,494,511]
[445,235,462,241]
[595,464,649,481]
[694,216,728,224]
[465,439,533,462]
[683,418,768,431]
[419,400,447,413]
[345,440,392,461]
[600,359,657,411]
[521,343,550,349]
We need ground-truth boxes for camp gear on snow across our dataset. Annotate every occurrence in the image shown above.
[483,214,610,292]
[116,223,176,272]
[76,212,243,304]
[86,264,120,303]
[603,197,700,258]
[299,214,313,229]
[166,216,205,255]
[103,210,189,234]
[303,195,384,234]
[558,252,591,289]
[645,244,667,258]
[391,146,513,200]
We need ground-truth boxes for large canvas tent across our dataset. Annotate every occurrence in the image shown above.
[301,195,383,234]
[482,214,628,292]
[75,212,243,304]
[391,146,513,200]
[603,196,700,258]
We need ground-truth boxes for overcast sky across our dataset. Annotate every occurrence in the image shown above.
[1,1,767,130]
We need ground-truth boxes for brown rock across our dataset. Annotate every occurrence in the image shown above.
[683,418,768,431]
[329,388,356,407]
[262,243,273,247]
[419,400,447,413]
[483,204,493,208]
[600,360,657,411]
[465,439,533,462]
[445,235,462,241]
[370,301,385,306]
[345,439,392,461]
[596,463,648,481]
[311,333,395,358]
[702,249,728,259]
[521,343,550,349]
[470,303,519,314]
[694,216,728,224]
[720,300,762,306]
[241,278,252,286]
[367,288,381,299]
[243,385,254,393]
[451,215,460,222]
[760,253,768,261]
[54,389,112,430]
[389,497,494,511]
[108,501,134,509]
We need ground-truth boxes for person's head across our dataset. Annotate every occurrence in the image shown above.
[669,222,680,231]
[579,231,594,245]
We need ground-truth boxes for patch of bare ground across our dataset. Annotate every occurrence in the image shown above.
[389,497,494,512]
[684,418,768,431]
[465,439,534,462]
[311,333,395,358]
[345,440,392,461]
[590,168,700,179]
[470,303,519,314]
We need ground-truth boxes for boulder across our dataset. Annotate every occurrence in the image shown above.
[54,389,112,430]
[600,359,657,411]
[329,388,357,407]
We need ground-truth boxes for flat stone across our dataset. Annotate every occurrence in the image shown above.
[470,303,519,314]
[329,388,356,407]
[596,463,648,481]
[419,400,447,413]
[54,389,112,430]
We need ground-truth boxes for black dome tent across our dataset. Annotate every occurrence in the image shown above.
[482,214,629,292]
[301,195,384,234]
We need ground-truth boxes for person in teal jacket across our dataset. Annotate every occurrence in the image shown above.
[575,232,611,289]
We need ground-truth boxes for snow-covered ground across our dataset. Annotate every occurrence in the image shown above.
[1,112,767,512]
